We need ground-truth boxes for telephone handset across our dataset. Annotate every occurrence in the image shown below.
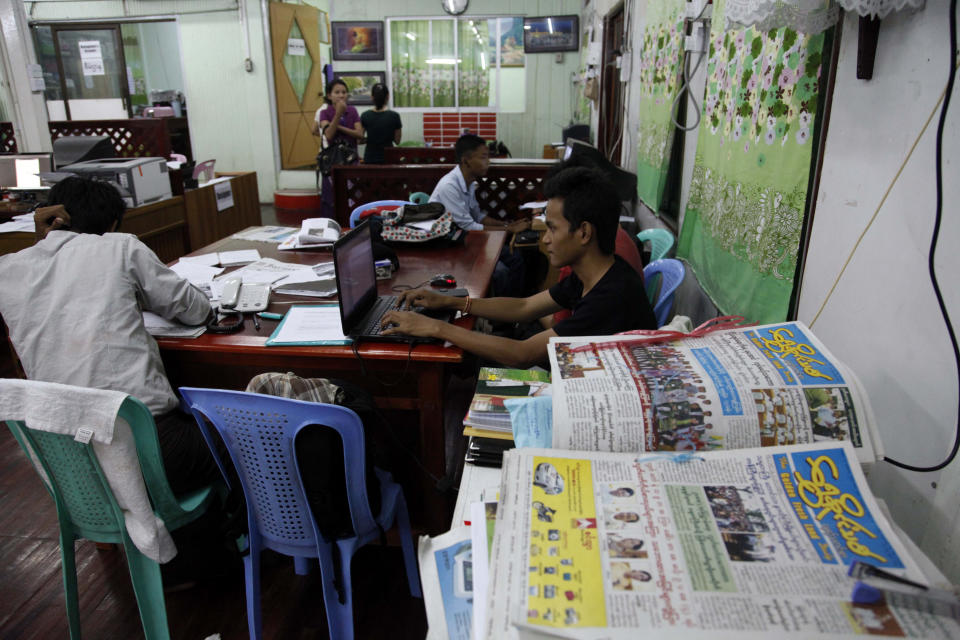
[220,278,271,313]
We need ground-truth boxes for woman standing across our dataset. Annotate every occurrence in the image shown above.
[360,83,402,164]
[312,78,363,218]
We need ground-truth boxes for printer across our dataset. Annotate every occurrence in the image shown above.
[59,157,172,208]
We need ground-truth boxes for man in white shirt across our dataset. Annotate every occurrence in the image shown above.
[430,134,530,296]
[0,177,215,494]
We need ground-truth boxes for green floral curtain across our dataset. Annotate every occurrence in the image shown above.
[458,19,490,107]
[432,20,455,108]
[636,0,685,211]
[676,0,826,324]
[391,20,430,107]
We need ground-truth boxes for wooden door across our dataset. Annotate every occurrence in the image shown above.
[599,5,625,164]
[270,2,324,169]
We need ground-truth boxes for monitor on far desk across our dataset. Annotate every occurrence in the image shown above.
[0,153,53,190]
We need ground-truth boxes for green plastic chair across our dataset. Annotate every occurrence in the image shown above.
[4,387,218,640]
[636,228,676,262]
[408,191,430,204]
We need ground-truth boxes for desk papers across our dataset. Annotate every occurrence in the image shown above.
[483,442,960,639]
[229,225,297,243]
[278,217,341,250]
[264,305,350,346]
[179,249,261,267]
[0,213,35,233]
[142,311,205,338]
[547,321,882,466]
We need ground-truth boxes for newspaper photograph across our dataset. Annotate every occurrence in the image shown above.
[419,528,475,640]
[547,322,882,465]
[483,442,959,639]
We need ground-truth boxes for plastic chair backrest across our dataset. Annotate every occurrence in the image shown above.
[348,200,413,228]
[636,228,676,262]
[178,388,378,554]
[642,258,685,327]
[408,191,430,204]
[8,418,126,539]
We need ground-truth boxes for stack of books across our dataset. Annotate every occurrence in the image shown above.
[463,367,552,467]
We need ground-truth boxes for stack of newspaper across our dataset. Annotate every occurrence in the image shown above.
[464,368,552,435]
[545,321,882,465]
[482,442,959,638]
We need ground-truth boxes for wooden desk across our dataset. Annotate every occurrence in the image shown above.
[0,196,188,263]
[183,171,261,251]
[156,229,507,480]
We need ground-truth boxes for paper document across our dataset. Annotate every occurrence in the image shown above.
[170,261,224,289]
[230,226,298,243]
[0,219,35,233]
[179,250,261,267]
[265,305,350,345]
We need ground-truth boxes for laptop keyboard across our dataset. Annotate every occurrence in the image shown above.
[358,295,399,336]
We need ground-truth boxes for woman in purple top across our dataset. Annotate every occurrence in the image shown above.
[312,78,363,218]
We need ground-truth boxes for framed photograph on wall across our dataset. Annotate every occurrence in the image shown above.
[523,15,580,53]
[318,10,330,44]
[331,20,384,60]
[337,71,385,105]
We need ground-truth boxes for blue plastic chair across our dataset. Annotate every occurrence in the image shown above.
[408,191,430,204]
[636,228,675,262]
[178,387,421,640]
[349,199,413,227]
[2,382,218,640]
[643,258,685,327]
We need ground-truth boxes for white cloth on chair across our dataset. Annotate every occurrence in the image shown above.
[0,379,176,563]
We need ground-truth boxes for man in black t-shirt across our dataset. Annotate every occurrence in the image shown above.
[380,167,657,368]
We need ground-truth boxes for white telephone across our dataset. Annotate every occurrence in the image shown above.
[219,278,271,313]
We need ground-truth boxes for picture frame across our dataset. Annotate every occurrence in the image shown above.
[337,71,385,106]
[318,10,330,45]
[523,15,580,53]
[331,20,384,61]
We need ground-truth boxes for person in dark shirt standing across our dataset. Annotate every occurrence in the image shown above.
[360,83,402,164]
[380,167,657,368]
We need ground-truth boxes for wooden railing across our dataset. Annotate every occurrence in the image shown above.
[48,117,192,161]
[0,122,17,153]
[383,147,456,164]
[331,163,551,227]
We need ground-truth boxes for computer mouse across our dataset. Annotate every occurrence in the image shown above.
[430,273,457,288]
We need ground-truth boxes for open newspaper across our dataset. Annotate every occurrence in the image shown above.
[547,321,882,465]
[484,442,960,639]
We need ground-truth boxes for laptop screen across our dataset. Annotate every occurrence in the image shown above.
[333,222,378,333]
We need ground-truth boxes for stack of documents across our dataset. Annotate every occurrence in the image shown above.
[265,305,350,346]
[142,311,205,338]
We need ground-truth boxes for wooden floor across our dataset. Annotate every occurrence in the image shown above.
[0,426,429,640]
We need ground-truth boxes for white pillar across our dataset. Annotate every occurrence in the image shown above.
[0,0,52,152]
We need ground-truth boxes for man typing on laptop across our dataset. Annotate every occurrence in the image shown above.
[380,167,657,368]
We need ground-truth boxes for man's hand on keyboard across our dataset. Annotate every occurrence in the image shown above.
[380,309,441,338]
[396,287,449,311]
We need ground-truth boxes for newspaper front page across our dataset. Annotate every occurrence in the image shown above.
[548,322,882,465]
[483,442,959,639]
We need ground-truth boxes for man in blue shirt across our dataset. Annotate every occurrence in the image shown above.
[430,134,530,296]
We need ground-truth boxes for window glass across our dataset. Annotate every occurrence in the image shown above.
[388,16,524,111]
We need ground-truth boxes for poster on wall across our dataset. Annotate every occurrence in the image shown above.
[676,0,827,324]
[635,0,686,212]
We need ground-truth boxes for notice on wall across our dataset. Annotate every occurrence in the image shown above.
[286,38,306,56]
[214,180,234,212]
[78,40,105,76]
[27,64,44,92]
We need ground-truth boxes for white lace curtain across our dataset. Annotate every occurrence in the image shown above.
[725,0,925,35]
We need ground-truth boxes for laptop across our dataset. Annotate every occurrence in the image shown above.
[332,221,451,342]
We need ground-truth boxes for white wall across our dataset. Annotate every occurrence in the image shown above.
[796,7,960,579]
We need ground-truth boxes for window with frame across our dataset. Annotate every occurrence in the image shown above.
[388,17,525,111]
